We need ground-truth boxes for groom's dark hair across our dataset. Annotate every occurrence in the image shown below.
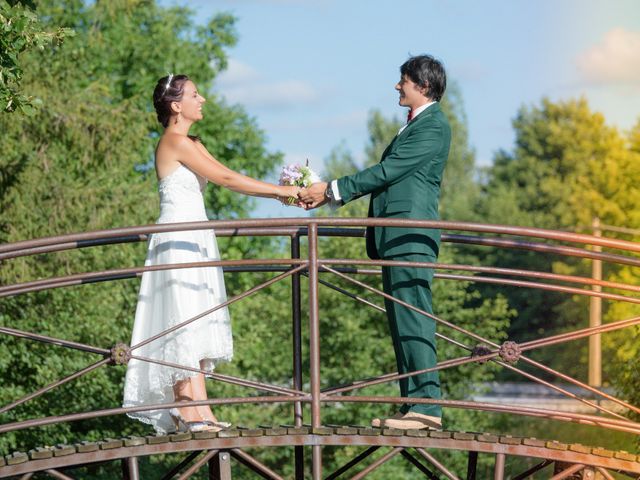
[400,55,446,102]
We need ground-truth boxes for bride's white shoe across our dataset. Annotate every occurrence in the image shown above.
[169,408,225,433]
[207,420,232,429]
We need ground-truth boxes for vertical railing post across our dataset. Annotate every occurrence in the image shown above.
[291,231,304,480]
[589,217,602,387]
[122,457,139,480]
[308,222,322,479]
[209,451,232,480]
[466,451,478,480]
[493,453,505,480]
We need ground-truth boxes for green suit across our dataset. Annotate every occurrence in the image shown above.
[337,102,451,417]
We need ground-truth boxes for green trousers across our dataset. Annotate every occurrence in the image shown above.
[381,252,442,418]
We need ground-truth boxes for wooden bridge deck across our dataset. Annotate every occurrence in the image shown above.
[2,425,639,477]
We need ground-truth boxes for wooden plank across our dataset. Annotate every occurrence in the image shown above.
[522,438,545,448]
[477,433,499,443]
[546,441,568,451]
[405,429,430,438]
[123,436,147,447]
[592,448,614,458]
[193,429,219,440]
[259,425,288,436]
[29,447,53,460]
[52,445,76,457]
[146,434,170,445]
[568,444,590,454]
[499,436,522,445]
[168,432,191,443]
[453,432,475,441]
[217,429,241,438]
[5,452,28,465]
[614,451,637,462]
[75,441,99,453]
[99,438,123,450]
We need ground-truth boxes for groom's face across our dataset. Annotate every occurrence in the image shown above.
[395,74,427,109]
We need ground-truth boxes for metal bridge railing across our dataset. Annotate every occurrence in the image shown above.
[1,218,639,478]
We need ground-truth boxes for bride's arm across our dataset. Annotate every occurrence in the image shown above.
[175,137,297,199]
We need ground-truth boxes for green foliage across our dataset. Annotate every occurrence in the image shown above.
[0,1,282,470]
[475,97,640,384]
[481,98,639,229]
[439,83,480,222]
[0,0,73,113]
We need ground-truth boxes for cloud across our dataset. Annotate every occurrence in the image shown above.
[218,0,330,5]
[216,58,259,84]
[311,110,369,130]
[261,109,368,133]
[449,60,488,82]
[576,28,640,85]
[216,58,320,109]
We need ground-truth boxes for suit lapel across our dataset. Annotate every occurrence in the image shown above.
[397,102,439,140]
[381,103,440,161]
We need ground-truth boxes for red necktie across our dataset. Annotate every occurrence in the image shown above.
[407,109,413,123]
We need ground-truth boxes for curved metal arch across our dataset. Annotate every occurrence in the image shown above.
[1,218,639,479]
[1,429,639,478]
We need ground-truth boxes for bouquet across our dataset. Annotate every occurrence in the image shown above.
[279,159,321,205]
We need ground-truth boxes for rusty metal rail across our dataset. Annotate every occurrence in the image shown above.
[1,427,639,477]
[1,218,639,479]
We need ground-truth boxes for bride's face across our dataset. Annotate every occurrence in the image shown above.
[176,80,206,122]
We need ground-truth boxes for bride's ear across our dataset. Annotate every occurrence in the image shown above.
[170,101,182,115]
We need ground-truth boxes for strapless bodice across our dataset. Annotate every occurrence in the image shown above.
[157,164,208,223]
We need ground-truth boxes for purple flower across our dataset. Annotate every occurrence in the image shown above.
[279,162,321,188]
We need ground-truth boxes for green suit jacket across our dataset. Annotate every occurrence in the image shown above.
[336,102,451,259]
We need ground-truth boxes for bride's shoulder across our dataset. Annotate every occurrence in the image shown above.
[159,132,192,148]
[157,133,198,158]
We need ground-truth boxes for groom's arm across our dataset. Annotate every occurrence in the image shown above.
[337,124,444,203]
[300,122,443,208]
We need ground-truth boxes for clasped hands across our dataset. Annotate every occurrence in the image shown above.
[280,182,328,210]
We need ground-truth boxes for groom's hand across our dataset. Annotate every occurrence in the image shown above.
[299,182,328,209]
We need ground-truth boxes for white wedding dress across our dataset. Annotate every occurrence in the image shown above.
[123,163,233,434]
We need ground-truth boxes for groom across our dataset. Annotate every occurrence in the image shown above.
[299,54,451,430]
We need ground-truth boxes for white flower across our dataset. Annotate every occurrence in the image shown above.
[279,162,321,188]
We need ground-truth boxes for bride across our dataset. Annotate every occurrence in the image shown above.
[122,74,300,433]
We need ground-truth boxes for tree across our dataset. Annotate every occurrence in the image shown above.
[0,0,73,114]
[611,119,640,418]
[0,3,282,474]
[476,97,640,383]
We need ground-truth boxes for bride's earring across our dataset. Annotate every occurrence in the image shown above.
[174,113,180,125]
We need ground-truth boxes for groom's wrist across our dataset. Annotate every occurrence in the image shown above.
[324,180,343,210]
[324,183,335,202]
[329,180,343,202]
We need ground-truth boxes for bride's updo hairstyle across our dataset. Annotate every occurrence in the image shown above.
[153,74,190,127]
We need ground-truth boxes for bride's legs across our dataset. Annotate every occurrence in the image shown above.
[190,373,219,423]
[172,360,223,424]
[173,375,204,423]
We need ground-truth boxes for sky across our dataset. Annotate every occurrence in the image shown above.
[162,0,640,217]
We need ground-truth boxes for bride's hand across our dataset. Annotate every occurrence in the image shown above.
[277,186,304,207]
